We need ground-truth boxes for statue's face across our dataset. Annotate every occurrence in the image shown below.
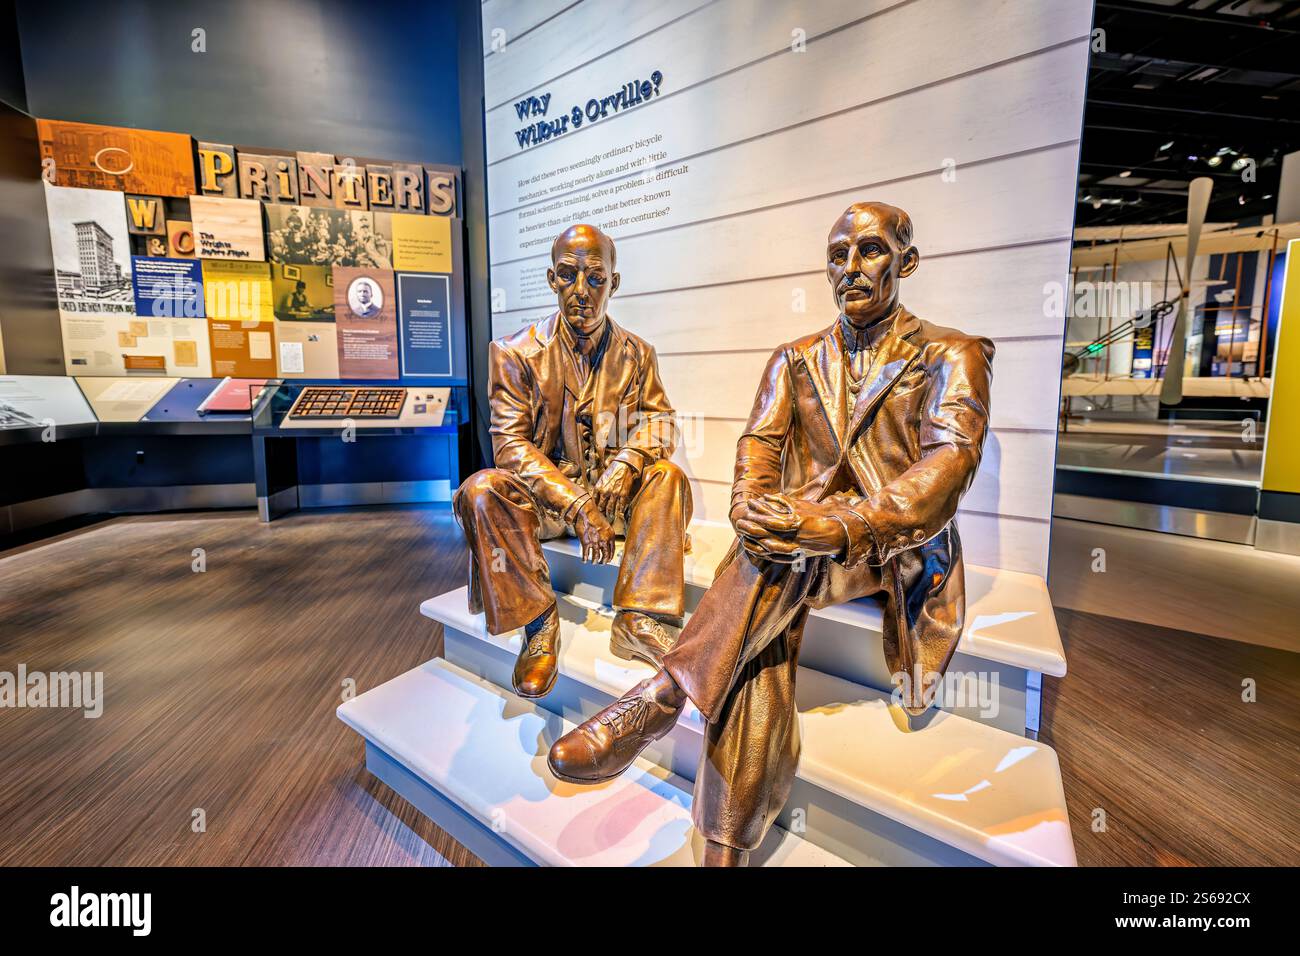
[826,206,918,325]
[548,231,619,334]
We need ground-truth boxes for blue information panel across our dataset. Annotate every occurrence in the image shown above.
[131,257,204,318]
[397,272,458,379]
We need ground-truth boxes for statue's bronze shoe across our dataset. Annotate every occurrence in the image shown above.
[548,670,684,783]
[702,840,750,867]
[513,604,560,699]
[609,610,679,667]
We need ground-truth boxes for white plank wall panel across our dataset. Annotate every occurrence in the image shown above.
[484,0,714,108]
[491,240,1073,345]
[485,0,1090,186]
[491,145,1081,315]
[481,0,583,57]
[487,42,1090,265]
[480,0,1091,577]
[485,0,907,155]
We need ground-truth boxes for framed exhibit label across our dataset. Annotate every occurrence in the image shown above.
[61,312,212,377]
[397,272,454,378]
[333,267,398,379]
[132,257,204,319]
[75,376,180,422]
[190,196,266,261]
[275,321,339,379]
[0,375,96,429]
[392,214,451,271]
[209,318,277,378]
[202,261,273,324]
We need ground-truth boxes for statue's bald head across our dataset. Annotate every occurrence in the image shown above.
[825,201,919,325]
[548,223,620,334]
[829,201,913,250]
[551,223,616,269]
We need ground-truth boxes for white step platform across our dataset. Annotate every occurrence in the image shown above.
[336,657,848,866]
[543,521,1067,735]
[425,587,1077,867]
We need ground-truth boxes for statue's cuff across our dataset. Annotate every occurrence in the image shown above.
[612,447,650,477]
[563,492,593,525]
[835,509,878,568]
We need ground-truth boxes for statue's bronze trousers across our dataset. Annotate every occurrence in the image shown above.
[453,460,692,635]
[662,545,885,851]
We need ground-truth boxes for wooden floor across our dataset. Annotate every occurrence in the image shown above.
[0,506,1295,866]
[1041,607,1300,866]
[0,507,484,867]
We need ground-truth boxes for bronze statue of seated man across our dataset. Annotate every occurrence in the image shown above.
[548,202,995,866]
[454,224,691,699]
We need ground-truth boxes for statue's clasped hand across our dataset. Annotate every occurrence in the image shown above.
[733,494,849,564]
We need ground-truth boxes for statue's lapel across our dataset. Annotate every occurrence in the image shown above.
[801,322,847,455]
[846,309,921,442]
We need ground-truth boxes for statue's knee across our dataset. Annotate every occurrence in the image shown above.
[456,469,511,509]
[645,458,685,486]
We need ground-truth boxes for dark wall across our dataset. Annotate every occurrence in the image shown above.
[15,0,463,165]
[0,0,28,112]
[0,98,61,374]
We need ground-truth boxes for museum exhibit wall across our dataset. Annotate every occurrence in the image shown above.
[0,0,484,532]
[479,0,1093,577]
[2,0,468,376]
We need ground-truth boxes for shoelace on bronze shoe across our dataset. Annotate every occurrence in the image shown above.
[526,632,553,656]
[596,692,653,737]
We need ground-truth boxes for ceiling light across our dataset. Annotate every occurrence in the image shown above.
[1238,195,1247,205]
[1119,170,1132,178]
[1231,156,1251,171]
[1207,156,1222,167]
[1159,141,1174,152]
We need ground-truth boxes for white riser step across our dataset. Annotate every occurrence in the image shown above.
[337,657,849,866]
[541,521,1065,735]
[425,587,1077,867]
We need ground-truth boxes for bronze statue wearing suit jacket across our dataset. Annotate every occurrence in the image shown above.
[549,202,994,866]
[454,224,691,700]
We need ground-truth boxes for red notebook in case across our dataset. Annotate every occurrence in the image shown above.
[197,377,273,413]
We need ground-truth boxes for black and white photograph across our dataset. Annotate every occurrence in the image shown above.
[42,182,134,313]
[266,204,393,268]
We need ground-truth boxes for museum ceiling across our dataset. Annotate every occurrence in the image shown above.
[1077,0,1300,227]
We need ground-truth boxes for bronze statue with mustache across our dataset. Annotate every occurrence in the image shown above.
[453,224,692,700]
[548,202,995,866]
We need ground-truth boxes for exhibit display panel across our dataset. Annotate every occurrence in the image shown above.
[26,117,471,386]
[0,374,95,431]
[337,0,1092,867]
[0,109,476,536]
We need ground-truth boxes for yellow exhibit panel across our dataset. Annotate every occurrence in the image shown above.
[1262,239,1300,495]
